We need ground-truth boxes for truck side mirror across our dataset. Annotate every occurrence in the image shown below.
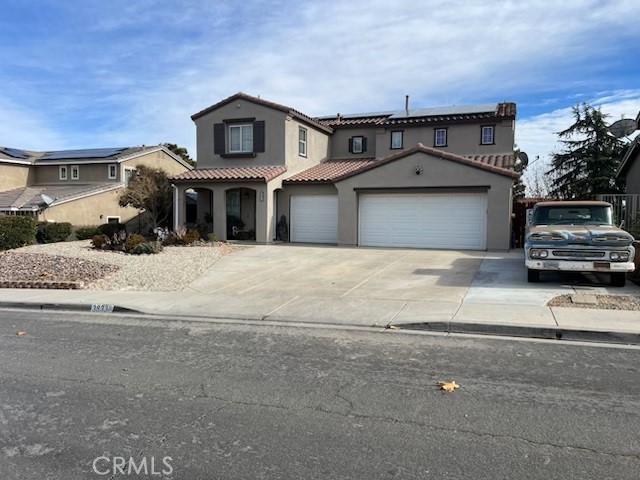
[619,220,626,229]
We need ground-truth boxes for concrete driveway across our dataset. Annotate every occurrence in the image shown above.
[184,245,639,327]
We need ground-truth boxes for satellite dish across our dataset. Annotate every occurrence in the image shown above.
[609,118,638,138]
[40,194,54,205]
[517,151,529,168]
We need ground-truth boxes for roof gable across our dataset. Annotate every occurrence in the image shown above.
[191,92,333,134]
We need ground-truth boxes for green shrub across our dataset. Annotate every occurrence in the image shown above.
[183,228,201,244]
[0,216,37,250]
[75,226,102,240]
[91,234,109,249]
[99,222,126,237]
[36,222,72,244]
[124,234,146,252]
[207,233,217,243]
[130,241,163,255]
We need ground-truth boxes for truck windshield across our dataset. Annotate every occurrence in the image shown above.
[532,206,613,226]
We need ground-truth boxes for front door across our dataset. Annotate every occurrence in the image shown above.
[226,188,256,240]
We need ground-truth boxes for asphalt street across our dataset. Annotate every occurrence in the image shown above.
[1,309,639,479]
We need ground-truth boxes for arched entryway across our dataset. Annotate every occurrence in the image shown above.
[226,188,256,240]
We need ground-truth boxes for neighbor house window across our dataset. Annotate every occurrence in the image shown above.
[108,164,117,179]
[124,167,136,186]
[229,124,253,153]
[481,126,495,145]
[298,127,307,156]
[71,165,79,180]
[106,216,120,224]
[350,136,366,154]
[434,128,447,147]
[59,166,67,180]
[391,131,403,149]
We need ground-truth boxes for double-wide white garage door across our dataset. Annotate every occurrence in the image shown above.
[290,195,338,243]
[290,192,487,250]
[359,193,487,250]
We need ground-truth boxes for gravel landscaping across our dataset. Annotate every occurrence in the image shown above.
[10,240,238,291]
[548,294,640,311]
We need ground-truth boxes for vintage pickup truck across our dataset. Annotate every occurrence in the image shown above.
[525,201,635,287]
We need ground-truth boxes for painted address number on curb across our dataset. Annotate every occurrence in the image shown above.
[91,304,115,313]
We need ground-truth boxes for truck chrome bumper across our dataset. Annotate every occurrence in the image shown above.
[525,260,635,273]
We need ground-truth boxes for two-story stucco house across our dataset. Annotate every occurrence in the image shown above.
[172,92,519,250]
[0,145,191,228]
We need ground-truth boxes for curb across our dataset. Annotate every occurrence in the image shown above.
[2,301,639,346]
[0,301,142,315]
[395,321,640,345]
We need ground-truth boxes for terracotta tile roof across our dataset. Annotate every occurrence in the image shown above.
[284,158,378,183]
[316,102,516,128]
[172,166,287,183]
[191,92,333,134]
[466,153,515,170]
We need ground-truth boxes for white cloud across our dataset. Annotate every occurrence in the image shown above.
[1,0,639,159]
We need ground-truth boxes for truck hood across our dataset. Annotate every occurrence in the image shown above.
[526,225,634,247]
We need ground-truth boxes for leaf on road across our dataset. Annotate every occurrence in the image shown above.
[17,331,26,336]
[437,380,459,392]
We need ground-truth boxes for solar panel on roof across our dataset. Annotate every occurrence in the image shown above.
[41,147,127,160]
[0,147,30,159]
[388,103,498,119]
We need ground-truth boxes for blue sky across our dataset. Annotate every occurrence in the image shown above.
[1,0,639,188]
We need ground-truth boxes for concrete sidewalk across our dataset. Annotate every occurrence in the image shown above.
[0,288,638,344]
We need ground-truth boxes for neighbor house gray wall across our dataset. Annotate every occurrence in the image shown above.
[335,151,514,250]
[624,154,640,194]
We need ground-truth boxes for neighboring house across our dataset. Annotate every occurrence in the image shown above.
[616,112,640,194]
[0,145,191,228]
[172,92,519,250]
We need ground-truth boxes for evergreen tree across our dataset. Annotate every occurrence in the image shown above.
[547,103,625,199]
[163,143,196,167]
[512,147,526,199]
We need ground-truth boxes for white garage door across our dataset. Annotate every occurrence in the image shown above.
[359,193,487,250]
[290,195,338,243]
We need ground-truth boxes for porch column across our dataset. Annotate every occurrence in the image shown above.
[212,188,226,241]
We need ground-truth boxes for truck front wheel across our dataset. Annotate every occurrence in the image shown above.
[611,273,626,287]
[527,269,540,283]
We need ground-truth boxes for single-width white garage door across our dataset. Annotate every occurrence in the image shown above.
[290,195,338,243]
[359,193,487,250]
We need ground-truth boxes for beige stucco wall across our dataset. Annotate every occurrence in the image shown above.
[194,99,287,168]
[625,154,640,194]
[284,118,330,174]
[329,127,377,158]
[39,187,143,227]
[121,150,190,176]
[0,163,31,190]
[335,151,515,250]
[374,120,515,159]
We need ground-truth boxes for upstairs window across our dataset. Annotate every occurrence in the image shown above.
[214,120,265,157]
[59,166,67,180]
[108,164,118,179]
[434,128,447,147]
[481,126,495,145]
[71,165,79,180]
[349,136,367,154]
[298,127,307,157]
[391,131,403,149]
[229,124,253,153]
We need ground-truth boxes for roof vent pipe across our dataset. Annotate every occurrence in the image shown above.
[405,95,409,116]
[337,113,341,123]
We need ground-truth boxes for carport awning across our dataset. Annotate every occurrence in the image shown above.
[172,166,287,183]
